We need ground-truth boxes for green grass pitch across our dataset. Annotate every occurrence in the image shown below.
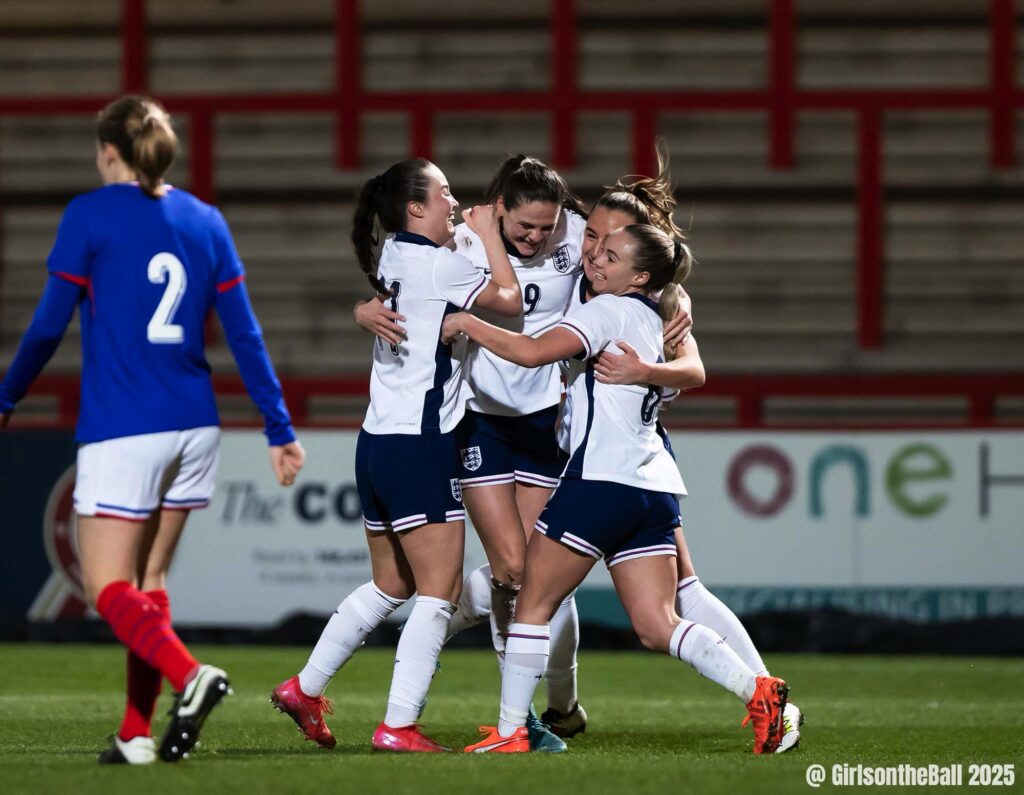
[0,645,1021,794]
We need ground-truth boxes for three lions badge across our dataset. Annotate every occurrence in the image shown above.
[461,446,482,471]
[552,245,571,273]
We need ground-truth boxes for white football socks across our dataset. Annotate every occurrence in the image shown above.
[669,619,757,702]
[498,622,549,737]
[676,576,769,677]
[384,595,455,728]
[545,591,579,713]
[298,581,407,697]
[445,564,492,639]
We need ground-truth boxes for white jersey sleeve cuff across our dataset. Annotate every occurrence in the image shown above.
[461,275,488,310]
[557,319,595,360]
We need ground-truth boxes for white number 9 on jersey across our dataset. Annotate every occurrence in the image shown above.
[147,252,187,344]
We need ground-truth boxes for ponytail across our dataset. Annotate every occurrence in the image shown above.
[594,138,685,238]
[620,224,695,359]
[352,176,384,276]
[132,107,176,197]
[657,238,694,360]
[351,159,432,279]
[485,153,587,217]
[97,95,178,198]
[658,284,685,360]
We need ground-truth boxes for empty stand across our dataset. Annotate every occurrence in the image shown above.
[1,0,1021,426]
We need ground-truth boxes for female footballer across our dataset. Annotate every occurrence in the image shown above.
[0,95,305,765]
[443,224,791,755]
[271,159,522,753]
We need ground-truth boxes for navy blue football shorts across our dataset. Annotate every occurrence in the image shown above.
[535,477,681,567]
[455,406,563,489]
[356,429,465,532]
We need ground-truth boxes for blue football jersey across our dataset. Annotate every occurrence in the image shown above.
[45,184,246,443]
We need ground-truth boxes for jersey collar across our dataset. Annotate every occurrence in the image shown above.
[498,225,524,259]
[395,230,440,248]
[622,292,660,312]
[579,275,591,304]
[582,280,658,312]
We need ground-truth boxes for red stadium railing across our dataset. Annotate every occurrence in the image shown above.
[9,373,1024,431]
[0,0,1019,351]
[0,2,1020,423]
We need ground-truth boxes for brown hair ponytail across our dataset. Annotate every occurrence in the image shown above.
[351,159,432,277]
[97,95,178,198]
[594,138,685,238]
[623,225,695,360]
[485,154,587,217]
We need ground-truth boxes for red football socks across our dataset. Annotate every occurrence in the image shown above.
[117,589,170,740]
[97,581,198,694]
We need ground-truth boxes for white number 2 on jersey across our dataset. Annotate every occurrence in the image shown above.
[147,253,187,344]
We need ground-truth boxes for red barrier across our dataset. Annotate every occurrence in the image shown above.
[10,373,1024,431]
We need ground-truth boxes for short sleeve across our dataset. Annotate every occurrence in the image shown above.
[210,207,247,293]
[46,197,93,285]
[557,295,624,360]
[432,248,489,309]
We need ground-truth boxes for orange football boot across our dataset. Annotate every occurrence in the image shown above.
[465,725,531,753]
[742,675,789,754]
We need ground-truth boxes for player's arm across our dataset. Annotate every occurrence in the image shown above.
[215,279,304,484]
[0,275,82,424]
[210,207,304,484]
[594,333,705,391]
[461,205,521,317]
[442,312,582,368]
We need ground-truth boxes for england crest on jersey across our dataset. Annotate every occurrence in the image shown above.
[552,245,572,273]
[461,445,483,471]
[450,478,463,502]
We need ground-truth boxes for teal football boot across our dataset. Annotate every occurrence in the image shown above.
[526,704,567,753]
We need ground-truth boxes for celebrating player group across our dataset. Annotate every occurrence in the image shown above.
[0,95,802,764]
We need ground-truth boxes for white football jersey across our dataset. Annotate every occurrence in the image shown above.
[557,272,589,452]
[454,210,586,416]
[559,277,680,445]
[557,292,686,496]
[362,232,487,435]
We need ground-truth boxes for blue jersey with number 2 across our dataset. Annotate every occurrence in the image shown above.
[46,184,253,442]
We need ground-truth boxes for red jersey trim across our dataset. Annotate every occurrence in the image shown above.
[54,271,89,287]
[217,274,246,293]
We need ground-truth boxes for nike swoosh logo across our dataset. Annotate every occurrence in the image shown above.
[472,737,521,752]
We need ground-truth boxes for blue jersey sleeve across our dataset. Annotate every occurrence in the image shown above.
[215,279,296,446]
[0,276,82,413]
[46,197,93,283]
[210,207,246,291]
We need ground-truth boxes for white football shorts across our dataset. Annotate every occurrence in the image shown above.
[73,426,220,521]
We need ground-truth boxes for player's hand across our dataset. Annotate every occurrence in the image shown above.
[663,288,693,350]
[462,204,500,239]
[354,298,406,346]
[594,341,651,386]
[0,411,11,430]
[441,312,467,344]
[270,440,305,486]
